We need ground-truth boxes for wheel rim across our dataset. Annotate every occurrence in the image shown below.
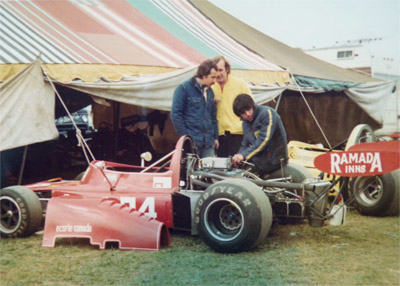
[0,196,22,234]
[203,198,244,241]
[354,177,383,207]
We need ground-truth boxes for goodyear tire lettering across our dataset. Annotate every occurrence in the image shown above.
[194,179,272,253]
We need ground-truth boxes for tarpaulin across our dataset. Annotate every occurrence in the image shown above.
[0,60,58,151]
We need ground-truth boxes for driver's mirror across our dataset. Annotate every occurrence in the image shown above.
[140,152,152,167]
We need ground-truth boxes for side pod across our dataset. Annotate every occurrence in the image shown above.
[42,197,170,251]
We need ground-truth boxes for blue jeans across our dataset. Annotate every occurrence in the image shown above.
[197,146,215,158]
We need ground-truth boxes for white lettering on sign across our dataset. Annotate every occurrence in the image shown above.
[331,153,342,173]
[345,165,366,173]
[120,197,157,219]
[370,153,383,172]
[56,224,92,233]
[330,152,382,174]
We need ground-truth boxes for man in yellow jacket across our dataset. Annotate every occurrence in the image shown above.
[212,56,252,157]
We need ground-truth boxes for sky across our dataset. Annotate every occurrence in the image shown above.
[209,0,399,61]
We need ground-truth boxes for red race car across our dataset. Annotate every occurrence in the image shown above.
[1,136,356,253]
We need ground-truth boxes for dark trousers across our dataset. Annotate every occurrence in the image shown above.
[217,132,243,157]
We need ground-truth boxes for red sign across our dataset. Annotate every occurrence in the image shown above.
[348,141,400,152]
[314,150,400,177]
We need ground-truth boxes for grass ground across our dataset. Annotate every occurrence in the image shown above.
[1,210,399,286]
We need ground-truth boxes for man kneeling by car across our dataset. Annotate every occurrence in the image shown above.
[231,94,288,175]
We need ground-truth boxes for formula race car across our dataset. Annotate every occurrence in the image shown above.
[2,135,398,253]
[288,124,400,217]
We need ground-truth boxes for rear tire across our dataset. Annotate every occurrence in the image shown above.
[0,186,43,238]
[195,179,272,253]
[345,124,374,151]
[348,170,399,216]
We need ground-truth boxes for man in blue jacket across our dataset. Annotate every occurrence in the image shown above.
[232,93,288,175]
[171,60,219,158]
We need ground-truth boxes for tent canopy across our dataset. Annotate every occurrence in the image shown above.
[0,0,288,85]
[0,0,396,152]
[190,0,378,84]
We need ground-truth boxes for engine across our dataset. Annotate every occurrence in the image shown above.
[181,156,329,225]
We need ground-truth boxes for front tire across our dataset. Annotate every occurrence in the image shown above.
[195,179,272,253]
[0,186,43,238]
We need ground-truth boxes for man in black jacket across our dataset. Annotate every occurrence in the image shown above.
[171,59,219,158]
[232,94,288,175]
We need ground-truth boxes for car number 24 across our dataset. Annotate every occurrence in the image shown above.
[120,197,157,219]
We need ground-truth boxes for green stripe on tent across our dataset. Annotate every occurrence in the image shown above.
[294,75,360,91]
[126,0,244,69]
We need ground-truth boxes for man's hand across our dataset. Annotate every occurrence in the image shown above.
[232,154,244,167]
[214,139,219,150]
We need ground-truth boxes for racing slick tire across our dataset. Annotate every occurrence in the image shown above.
[0,186,43,238]
[194,179,272,253]
[348,169,399,216]
[345,124,374,151]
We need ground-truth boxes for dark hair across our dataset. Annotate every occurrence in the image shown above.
[195,59,217,78]
[233,94,255,117]
[213,55,231,74]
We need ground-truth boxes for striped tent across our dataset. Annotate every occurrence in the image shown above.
[0,0,289,85]
[0,0,395,152]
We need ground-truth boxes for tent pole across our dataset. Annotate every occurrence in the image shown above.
[290,72,332,149]
[113,102,120,156]
[274,93,283,111]
[18,145,28,185]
